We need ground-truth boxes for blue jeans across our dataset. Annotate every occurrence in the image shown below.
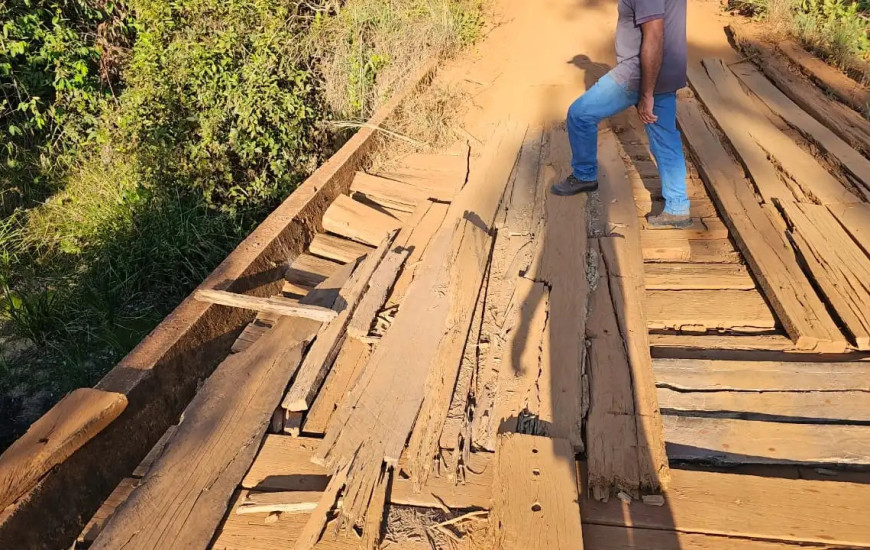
[566,73,690,216]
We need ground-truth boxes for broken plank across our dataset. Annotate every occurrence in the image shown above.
[581,466,870,547]
[664,415,870,465]
[644,263,755,290]
[0,388,127,511]
[490,434,584,549]
[309,233,373,264]
[92,325,319,549]
[652,358,870,392]
[676,94,845,350]
[657,387,870,423]
[282,232,396,413]
[242,435,329,492]
[645,289,776,332]
[321,194,402,246]
[390,452,493,510]
[598,130,670,493]
[585,239,640,500]
[346,246,409,338]
[194,289,338,322]
[731,60,870,194]
[780,202,870,349]
[303,336,372,435]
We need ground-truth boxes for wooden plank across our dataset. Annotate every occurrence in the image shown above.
[777,40,870,115]
[212,490,355,550]
[585,239,640,500]
[361,469,389,549]
[303,336,371,435]
[641,235,740,263]
[350,171,429,212]
[92,325,318,549]
[286,254,342,289]
[242,435,329,492]
[581,467,870,547]
[235,491,322,515]
[694,59,858,205]
[582,523,845,549]
[194,289,337,322]
[315,122,525,526]
[828,203,870,256]
[490,434,584,549]
[0,388,127,511]
[389,452,493,510]
[644,263,755,290]
[131,425,177,478]
[77,477,139,546]
[309,233,372,263]
[346,246,409,337]
[657,387,870,422]
[294,464,349,550]
[321,194,403,246]
[731,60,870,194]
[282,233,395,413]
[728,24,870,157]
[780,202,870,349]
[652,358,870,392]
[676,94,846,350]
[376,152,466,200]
[598,130,669,492]
[664,415,870,465]
[645,289,776,332]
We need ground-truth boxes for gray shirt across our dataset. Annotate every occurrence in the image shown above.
[610,0,687,94]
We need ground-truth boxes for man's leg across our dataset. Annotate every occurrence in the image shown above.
[644,92,691,224]
[557,73,636,195]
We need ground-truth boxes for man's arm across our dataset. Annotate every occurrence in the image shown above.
[638,18,664,124]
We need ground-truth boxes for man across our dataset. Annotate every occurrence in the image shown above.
[553,0,690,228]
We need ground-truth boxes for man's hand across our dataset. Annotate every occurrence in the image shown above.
[637,93,657,124]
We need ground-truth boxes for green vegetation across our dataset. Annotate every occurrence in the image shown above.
[0,0,483,447]
[730,0,870,83]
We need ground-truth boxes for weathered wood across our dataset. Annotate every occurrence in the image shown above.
[598,130,670,492]
[286,254,343,289]
[731,60,870,194]
[693,59,858,205]
[644,263,755,290]
[389,452,493,510]
[639,217,729,238]
[780,202,870,349]
[728,24,870,157]
[346,246,409,338]
[828,203,870,256]
[664,415,870,465]
[303,336,371,436]
[321,194,403,246]
[194,289,338,322]
[641,235,740,263]
[376,152,466,201]
[350,171,429,212]
[282,232,396,413]
[581,467,870,547]
[361,469,389,550]
[657,387,870,422]
[76,477,139,547]
[490,434,584,549]
[242,435,329,492]
[652,358,870,392]
[777,40,870,115]
[645,289,776,332]
[315,122,525,527]
[294,464,349,550]
[582,524,845,549]
[309,233,373,264]
[236,491,322,515]
[585,240,640,500]
[130,425,177,479]
[92,324,318,549]
[0,388,127,511]
[676,94,846,350]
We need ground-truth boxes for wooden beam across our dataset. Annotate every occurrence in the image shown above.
[302,336,372,435]
[644,263,755,290]
[645,289,776,333]
[676,93,845,350]
[389,452,493,510]
[345,246,409,338]
[286,254,342,289]
[321,194,403,246]
[777,40,870,115]
[350,171,429,212]
[828,203,870,257]
[241,435,329,492]
[309,233,372,264]
[780,202,870,350]
[194,289,338,322]
[491,434,584,549]
[92,324,319,549]
[664,415,870,465]
[0,389,127,511]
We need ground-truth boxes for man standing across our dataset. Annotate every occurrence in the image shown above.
[553,0,690,228]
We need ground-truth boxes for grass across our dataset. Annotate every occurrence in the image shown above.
[0,0,485,449]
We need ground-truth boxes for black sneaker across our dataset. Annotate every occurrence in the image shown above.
[551,174,598,196]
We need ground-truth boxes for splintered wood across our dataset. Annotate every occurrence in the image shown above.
[307,122,526,540]
[490,434,584,549]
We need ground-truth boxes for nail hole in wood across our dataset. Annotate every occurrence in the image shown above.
[531,503,542,512]
[532,468,540,476]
